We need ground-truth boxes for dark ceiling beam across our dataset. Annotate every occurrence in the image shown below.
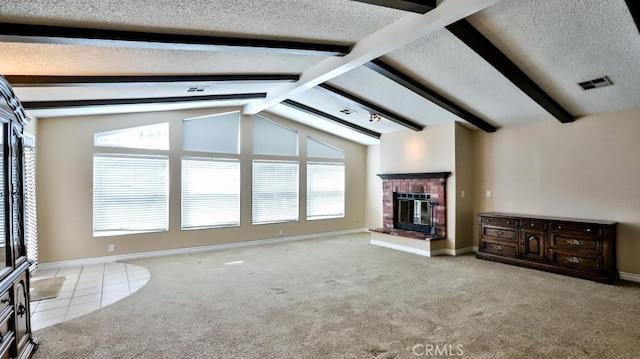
[22,93,266,110]
[281,100,381,139]
[446,19,574,124]
[0,22,350,57]
[316,83,424,131]
[626,0,640,34]
[350,0,436,14]
[365,59,497,133]
[6,74,300,87]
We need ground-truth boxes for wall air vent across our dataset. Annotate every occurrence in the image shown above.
[339,108,357,115]
[187,87,207,93]
[577,76,613,90]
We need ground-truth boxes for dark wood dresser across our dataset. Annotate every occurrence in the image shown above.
[477,212,618,283]
[0,76,38,358]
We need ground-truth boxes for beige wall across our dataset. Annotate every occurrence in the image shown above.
[37,107,367,263]
[365,144,382,229]
[473,108,640,275]
[375,123,458,249]
[454,124,475,250]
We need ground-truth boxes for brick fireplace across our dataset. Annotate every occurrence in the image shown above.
[372,172,451,240]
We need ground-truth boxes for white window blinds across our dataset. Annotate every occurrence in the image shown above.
[252,160,299,225]
[181,158,240,230]
[93,154,169,236]
[307,162,345,220]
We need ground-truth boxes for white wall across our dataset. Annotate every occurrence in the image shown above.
[474,108,640,275]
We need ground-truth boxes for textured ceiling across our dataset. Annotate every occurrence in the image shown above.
[1,0,639,145]
[0,43,326,76]
[383,29,556,126]
[327,65,464,128]
[0,0,405,43]
[469,0,640,116]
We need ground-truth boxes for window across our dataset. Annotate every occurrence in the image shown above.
[307,137,345,159]
[252,160,299,224]
[93,154,169,236]
[94,122,169,150]
[183,112,240,154]
[307,163,345,220]
[253,116,298,156]
[181,158,240,229]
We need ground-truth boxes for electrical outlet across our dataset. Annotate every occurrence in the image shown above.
[461,190,465,198]
[486,190,492,198]
[278,228,284,236]
[108,244,115,253]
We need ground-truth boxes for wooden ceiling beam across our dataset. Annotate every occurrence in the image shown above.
[0,22,350,57]
[446,19,574,124]
[281,100,381,139]
[5,74,300,87]
[350,0,436,14]
[625,0,640,34]
[22,93,266,110]
[317,83,424,131]
[6,74,300,87]
[365,59,497,132]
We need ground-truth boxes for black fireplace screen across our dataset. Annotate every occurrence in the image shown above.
[394,192,437,234]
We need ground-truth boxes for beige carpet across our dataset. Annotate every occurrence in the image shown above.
[32,233,640,358]
[30,276,65,301]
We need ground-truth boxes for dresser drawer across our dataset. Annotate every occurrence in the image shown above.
[550,222,602,236]
[522,220,546,231]
[0,310,13,357]
[480,217,518,228]
[549,250,601,273]
[481,240,517,258]
[0,341,9,359]
[550,233,602,253]
[482,226,517,241]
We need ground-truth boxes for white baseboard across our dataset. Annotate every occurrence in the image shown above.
[37,228,368,271]
[619,271,640,283]
[370,239,431,257]
[429,246,475,257]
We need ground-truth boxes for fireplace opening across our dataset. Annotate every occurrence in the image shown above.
[394,192,437,235]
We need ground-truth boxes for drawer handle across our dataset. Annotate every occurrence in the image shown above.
[566,256,583,264]
[495,245,504,251]
[558,225,562,230]
[586,228,592,233]
[530,223,535,227]
[566,239,583,246]
[17,303,25,318]
[0,298,8,304]
[496,230,504,236]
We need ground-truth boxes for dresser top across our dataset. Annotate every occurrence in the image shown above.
[478,212,617,226]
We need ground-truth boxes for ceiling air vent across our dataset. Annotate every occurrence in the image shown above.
[187,87,207,93]
[577,76,613,90]
[339,108,357,115]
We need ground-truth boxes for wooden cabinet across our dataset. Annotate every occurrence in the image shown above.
[0,76,38,358]
[477,212,618,284]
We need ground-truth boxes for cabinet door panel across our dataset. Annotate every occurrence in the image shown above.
[520,230,546,261]
[10,128,25,265]
[0,123,8,277]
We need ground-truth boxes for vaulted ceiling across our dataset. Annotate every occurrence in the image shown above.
[1,0,638,145]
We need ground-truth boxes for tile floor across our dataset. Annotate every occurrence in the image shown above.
[29,262,150,331]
